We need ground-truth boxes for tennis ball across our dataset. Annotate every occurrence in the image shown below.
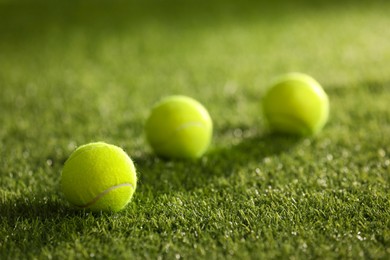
[262,73,329,135]
[61,142,137,212]
[145,95,213,159]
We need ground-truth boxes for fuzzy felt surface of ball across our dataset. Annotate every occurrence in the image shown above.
[145,95,213,159]
[61,142,137,212]
[262,73,329,135]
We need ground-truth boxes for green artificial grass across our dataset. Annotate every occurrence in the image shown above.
[1,0,389,259]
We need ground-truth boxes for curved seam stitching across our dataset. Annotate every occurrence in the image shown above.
[76,183,134,208]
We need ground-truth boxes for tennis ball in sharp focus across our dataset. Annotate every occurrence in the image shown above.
[61,142,137,212]
[262,73,329,135]
[145,95,213,159]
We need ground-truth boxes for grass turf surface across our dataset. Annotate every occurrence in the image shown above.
[0,0,389,259]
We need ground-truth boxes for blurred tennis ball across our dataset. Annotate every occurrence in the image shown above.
[145,95,213,159]
[262,73,329,135]
[61,142,137,212]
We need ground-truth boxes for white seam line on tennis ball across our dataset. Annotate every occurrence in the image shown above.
[77,183,135,208]
[174,122,204,132]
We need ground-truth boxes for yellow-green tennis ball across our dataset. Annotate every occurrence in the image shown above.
[61,142,137,212]
[262,73,329,135]
[145,95,213,159]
